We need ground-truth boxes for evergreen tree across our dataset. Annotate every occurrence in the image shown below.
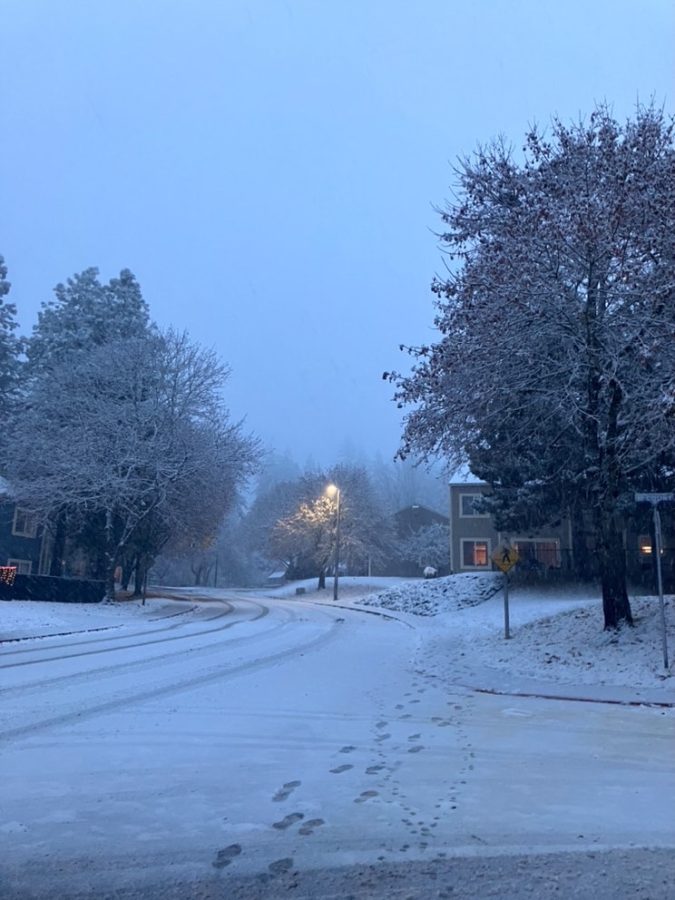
[26,267,151,372]
[0,255,23,422]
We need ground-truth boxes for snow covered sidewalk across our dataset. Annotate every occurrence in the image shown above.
[371,578,675,706]
[268,574,675,706]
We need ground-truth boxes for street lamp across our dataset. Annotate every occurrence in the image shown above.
[326,483,341,601]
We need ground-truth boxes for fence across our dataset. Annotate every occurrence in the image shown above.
[507,546,675,594]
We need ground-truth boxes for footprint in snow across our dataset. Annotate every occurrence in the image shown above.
[272,780,301,802]
[354,790,379,803]
[330,764,353,774]
[273,812,304,830]
[298,818,325,835]
[268,857,294,876]
[212,844,242,868]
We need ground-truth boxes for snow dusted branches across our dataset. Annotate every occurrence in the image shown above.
[390,105,675,623]
[4,329,259,593]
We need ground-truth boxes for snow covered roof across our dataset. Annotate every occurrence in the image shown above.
[448,465,486,486]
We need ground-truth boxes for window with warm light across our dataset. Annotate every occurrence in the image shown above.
[461,539,490,568]
[638,535,652,555]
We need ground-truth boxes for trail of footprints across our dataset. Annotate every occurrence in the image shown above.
[375,668,479,857]
[213,665,477,873]
[213,776,324,877]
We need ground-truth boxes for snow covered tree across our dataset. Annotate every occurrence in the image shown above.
[0,255,23,424]
[267,464,394,588]
[5,329,258,599]
[396,523,450,573]
[389,105,675,629]
[26,267,151,372]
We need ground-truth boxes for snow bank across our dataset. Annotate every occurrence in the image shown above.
[463,593,675,687]
[359,572,502,616]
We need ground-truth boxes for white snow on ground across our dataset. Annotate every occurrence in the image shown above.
[1,575,673,895]
[445,591,675,688]
[0,596,195,641]
[359,571,503,615]
[268,573,674,690]
[2,574,673,689]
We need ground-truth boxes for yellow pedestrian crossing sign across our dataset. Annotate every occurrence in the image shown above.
[493,544,519,573]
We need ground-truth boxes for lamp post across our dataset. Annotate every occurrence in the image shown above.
[326,484,341,601]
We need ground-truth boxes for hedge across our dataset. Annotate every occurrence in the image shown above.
[0,574,105,603]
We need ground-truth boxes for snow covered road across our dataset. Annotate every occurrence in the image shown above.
[1,593,674,898]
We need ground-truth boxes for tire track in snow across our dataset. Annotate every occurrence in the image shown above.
[0,599,298,701]
[0,605,344,741]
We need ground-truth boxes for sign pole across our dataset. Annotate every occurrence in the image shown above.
[653,507,669,670]
[635,493,672,672]
[503,571,510,640]
[492,542,518,639]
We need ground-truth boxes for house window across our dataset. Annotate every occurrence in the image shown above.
[513,540,561,570]
[7,558,32,575]
[638,535,652,555]
[461,539,490,569]
[12,507,38,538]
[459,494,489,517]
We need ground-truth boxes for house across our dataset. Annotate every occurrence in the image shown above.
[448,472,573,575]
[0,478,50,575]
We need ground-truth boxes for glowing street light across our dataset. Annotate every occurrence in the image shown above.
[326,484,341,601]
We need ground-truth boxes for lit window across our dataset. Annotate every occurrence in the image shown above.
[638,535,652,555]
[462,539,490,568]
[12,508,38,538]
[460,494,489,517]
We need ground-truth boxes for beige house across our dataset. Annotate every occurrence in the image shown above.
[448,473,573,574]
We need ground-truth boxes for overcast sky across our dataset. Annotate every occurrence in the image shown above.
[2,1,673,467]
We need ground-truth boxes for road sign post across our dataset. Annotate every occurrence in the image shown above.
[493,544,519,639]
[635,493,673,671]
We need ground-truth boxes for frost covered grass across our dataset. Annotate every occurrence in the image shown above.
[468,593,675,688]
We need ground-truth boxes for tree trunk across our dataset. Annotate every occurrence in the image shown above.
[103,509,117,602]
[123,558,134,592]
[318,569,326,590]
[49,512,67,576]
[133,556,144,598]
[596,505,633,629]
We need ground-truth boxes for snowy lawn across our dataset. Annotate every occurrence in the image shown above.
[0,596,195,642]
